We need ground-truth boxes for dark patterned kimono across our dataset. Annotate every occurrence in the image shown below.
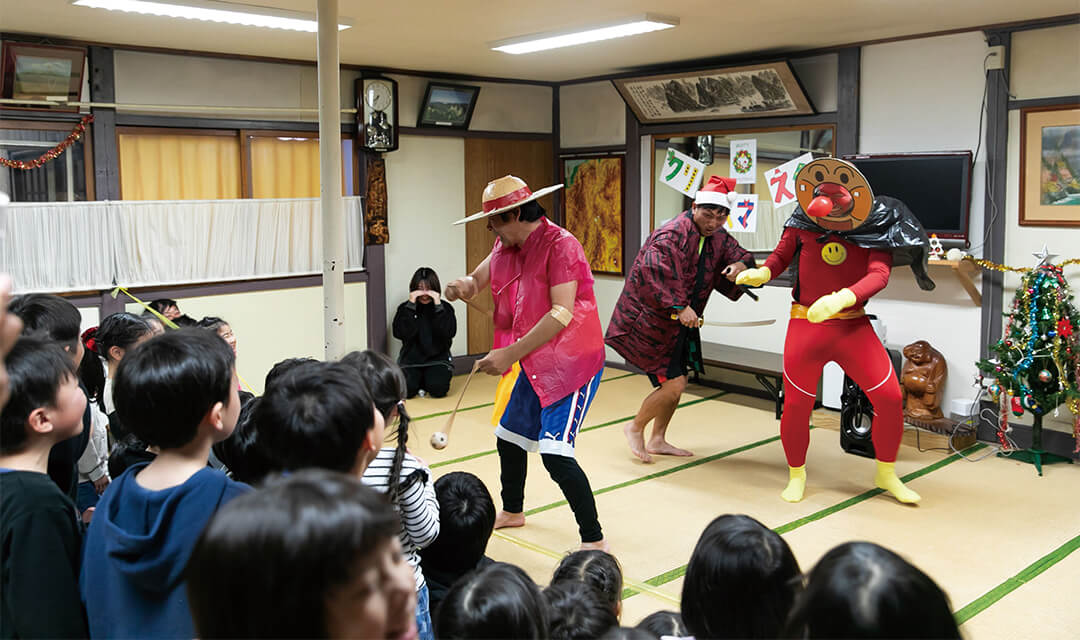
[606,211,754,377]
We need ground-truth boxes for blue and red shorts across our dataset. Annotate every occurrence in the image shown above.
[494,367,603,458]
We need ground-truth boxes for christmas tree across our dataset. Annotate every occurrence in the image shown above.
[976,251,1080,470]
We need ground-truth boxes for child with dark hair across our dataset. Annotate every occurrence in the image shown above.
[419,471,496,613]
[0,275,22,410]
[681,514,801,639]
[634,611,688,639]
[210,394,269,484]
[186,469,418,640]
[785,541,960,639]
[139,312,166,336]
[172,314,198,328]
[342,349,440,640]
[197,316,237,355]
[435,562,549,639]
[253,360,383,476]
[9,294,91,502]
[263,356,317,391]
[77,313,154,511]
[551,550,623,620]
[148,299,180,320]
[80,329,250,639]
[393,267,456,398]
[0,337,89,638]
[544,580,619,640]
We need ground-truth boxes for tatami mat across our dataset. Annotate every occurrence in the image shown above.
[400,370,1080,632]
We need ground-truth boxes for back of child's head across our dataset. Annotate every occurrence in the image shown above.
[551,550,623,617]
[113,328,236,450]
[78,312,152,411]
[211,395,272,485]
[340,350,418,502]
[435,562,549,639]
[254,360,377,474]
[0,337,78,455]
[264,357,317,391]
[634,610,687,639]
[420,471,495,575]
[785,541,960,639]
[187,469,411,639]
[149,298,178,315]
[599,627,656,640]
[681,514,801,639]
[544,580,618,640]
[139,311,166,336]
[9,294,81,352]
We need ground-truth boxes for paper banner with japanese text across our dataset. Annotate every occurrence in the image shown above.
[729,139,757,184]
[764,152,814,208]
[658,148,705,197]
[725,193,759,233]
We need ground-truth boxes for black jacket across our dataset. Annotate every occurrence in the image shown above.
[393,300,456,365]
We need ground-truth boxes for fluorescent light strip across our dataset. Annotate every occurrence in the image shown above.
[72,0,353,32]
[491,15,677,54]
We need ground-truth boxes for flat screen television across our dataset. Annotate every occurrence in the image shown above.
[843,151,973,244]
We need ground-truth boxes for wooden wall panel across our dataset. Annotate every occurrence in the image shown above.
[464,137,554,353]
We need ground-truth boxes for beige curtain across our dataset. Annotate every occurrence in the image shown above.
[118,133,242,200]
[250,136,351,198]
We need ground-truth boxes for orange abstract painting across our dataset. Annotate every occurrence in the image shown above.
[562,155,624,275]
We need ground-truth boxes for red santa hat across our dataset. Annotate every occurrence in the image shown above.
[694,175,738,210]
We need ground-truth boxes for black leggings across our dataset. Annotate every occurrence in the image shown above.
[497,439,603,543]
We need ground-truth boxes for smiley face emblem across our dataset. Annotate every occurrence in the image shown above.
[821,242,848,266]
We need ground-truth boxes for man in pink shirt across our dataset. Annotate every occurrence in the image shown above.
[446,175,607,551]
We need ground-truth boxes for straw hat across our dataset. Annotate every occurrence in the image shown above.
[453,175,564,225]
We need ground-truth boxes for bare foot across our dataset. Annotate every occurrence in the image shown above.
[646,438,694,457]
[580,538,610,552]
[494,510,525,529]
[623,423,653,463]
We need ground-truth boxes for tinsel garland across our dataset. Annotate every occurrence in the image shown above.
[0,115,93,170]
[964,255,1080,273]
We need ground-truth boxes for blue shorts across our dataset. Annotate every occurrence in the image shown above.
[494,367,603,458]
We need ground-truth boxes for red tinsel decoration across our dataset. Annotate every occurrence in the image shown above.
[0,115,93,170]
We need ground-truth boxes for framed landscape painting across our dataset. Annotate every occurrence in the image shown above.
[1020,104,1080,227]
[612,61,813,124]
[562,154,624,275]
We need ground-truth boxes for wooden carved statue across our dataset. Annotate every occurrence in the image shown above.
[901,340,947,421]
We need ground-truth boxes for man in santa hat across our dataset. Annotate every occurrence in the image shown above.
[607,176,755,463]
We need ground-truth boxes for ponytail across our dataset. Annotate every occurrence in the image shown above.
[78,327,107,412]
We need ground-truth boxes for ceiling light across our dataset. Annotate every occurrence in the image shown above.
[71,0,353,32]
[491,14,677,55]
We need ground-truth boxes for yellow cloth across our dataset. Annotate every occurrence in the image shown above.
[491,361,521,426]
[805,288,858,323]
[735,265,771,287]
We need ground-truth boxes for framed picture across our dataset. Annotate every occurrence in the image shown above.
[561,154,624,275]
[613,61,814,124]
[0,43,86,109]
[1020,104,1080,227]
[416,82,480,129]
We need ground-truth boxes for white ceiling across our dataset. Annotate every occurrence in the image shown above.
[0,0,1076,82]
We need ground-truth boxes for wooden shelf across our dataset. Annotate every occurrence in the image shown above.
[927,258,981,306]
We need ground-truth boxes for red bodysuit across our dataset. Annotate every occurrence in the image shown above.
[764,227,904,466]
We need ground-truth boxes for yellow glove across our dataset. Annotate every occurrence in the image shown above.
[735,266,772,287]
[807,288,857,323]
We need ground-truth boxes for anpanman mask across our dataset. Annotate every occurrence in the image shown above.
[795,158,875,232]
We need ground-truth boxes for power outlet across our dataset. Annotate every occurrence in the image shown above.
[986,45,1006,70]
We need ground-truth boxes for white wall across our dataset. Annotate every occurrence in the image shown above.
[382,134,468,358]
[559,81,626,148]
[114,51,552,132]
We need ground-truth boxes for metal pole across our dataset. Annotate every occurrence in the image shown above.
[317,0,345,359]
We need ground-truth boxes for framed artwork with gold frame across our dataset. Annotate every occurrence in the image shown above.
[1019,104,1080,227]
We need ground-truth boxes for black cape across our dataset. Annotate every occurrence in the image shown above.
[785,195,936,291]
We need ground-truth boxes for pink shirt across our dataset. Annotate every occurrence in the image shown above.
[489,217,605,407]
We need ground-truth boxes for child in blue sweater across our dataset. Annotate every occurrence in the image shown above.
[80,329,250,639]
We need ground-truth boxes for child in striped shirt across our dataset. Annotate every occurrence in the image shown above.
[343,350,440,640]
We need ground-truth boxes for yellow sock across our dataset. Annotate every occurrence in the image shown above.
[781,465,806,503]
[874,461,921,504]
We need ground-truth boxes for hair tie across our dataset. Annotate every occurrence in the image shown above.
[81,326,99,354]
